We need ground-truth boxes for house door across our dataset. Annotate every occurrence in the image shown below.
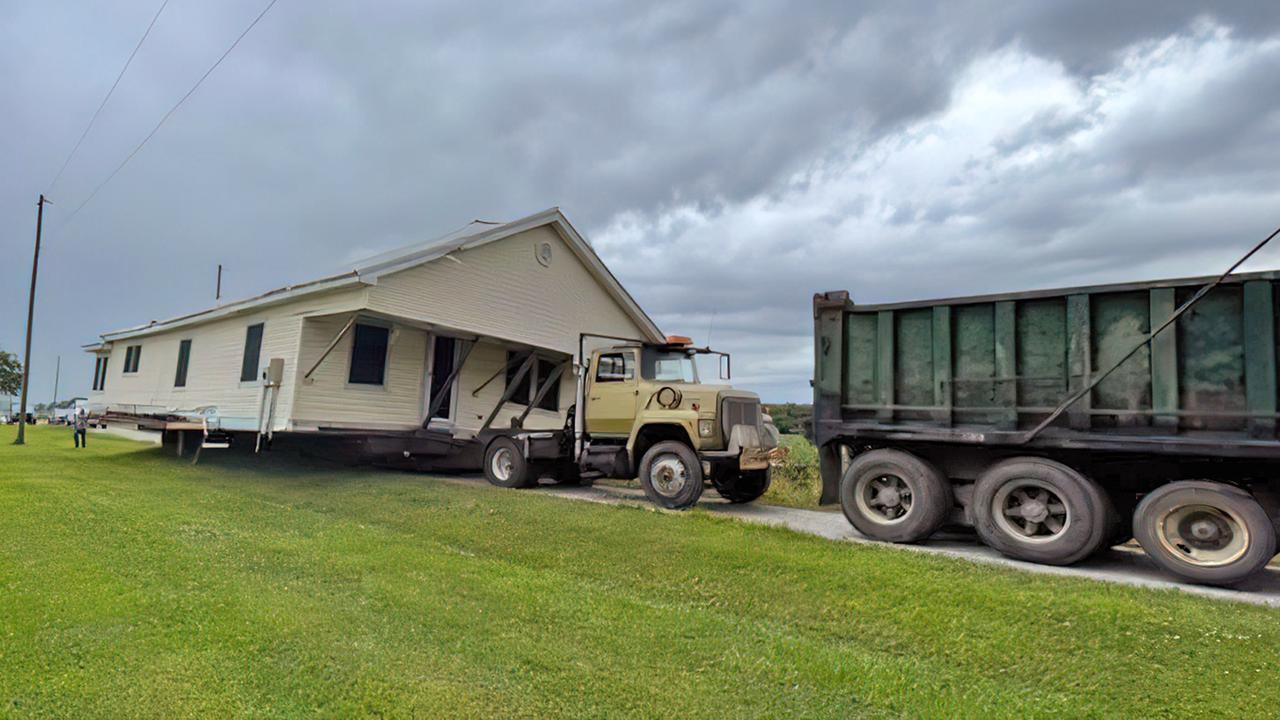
[427,336,457,422]
[585,349,638,436]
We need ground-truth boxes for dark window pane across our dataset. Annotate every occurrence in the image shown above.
[124,345,142,373]
[595,353,633,382]
[175,339,192,387]
[430,337,456,419]
[241,324,264,382]
[535,358,560,411]
[99,358,107,390]
[505,351,532,405]
[349,324,389,385]
[92,358,101,391]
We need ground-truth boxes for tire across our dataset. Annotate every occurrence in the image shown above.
[1105,490,1138,548]
[638,441,704,509]
[713,468,771,504]
[1133,481,1277,586]
[972,457,1108,566]
[483,437,534,489]
[839,449,952,543]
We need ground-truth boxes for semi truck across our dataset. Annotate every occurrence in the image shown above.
[478,334,780,509]
[813,270,1280,586]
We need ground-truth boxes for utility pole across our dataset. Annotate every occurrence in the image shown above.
[15,194,48,445]
[216,264,222,302]
[51,355,61,411]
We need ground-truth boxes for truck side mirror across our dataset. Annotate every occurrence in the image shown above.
[720,354,730,380]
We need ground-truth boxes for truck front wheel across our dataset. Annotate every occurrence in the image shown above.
[1133,481,1276,586]
[840,449,952,543]
[713,467,771,504]
[638,441,704,509]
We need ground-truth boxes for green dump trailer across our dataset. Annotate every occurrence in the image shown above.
[813,270,1280,585]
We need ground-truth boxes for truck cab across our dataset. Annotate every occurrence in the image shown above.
[481,335,779,509]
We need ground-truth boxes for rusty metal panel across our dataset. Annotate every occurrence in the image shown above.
[894,308,934,419]
[1177,286,1245,431]
[844,313,877,407]
[1090,291,1151,427]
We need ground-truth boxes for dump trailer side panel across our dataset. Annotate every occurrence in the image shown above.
[818,275,1280,444]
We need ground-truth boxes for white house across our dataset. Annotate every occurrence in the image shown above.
[85,208,663,457]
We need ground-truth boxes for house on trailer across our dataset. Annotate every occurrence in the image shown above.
[85,208,663,462]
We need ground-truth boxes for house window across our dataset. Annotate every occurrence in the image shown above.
[92,356,108,391]
[595,352,634,382]
[505,351,562,411]
[240,323,264,382]
[429,336,457,420]
[174,339,192,388]
[348,323,390,385]
[123,345,142,374]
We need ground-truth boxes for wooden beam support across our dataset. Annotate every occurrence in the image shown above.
[515,359,570,428]
[422,340,476,428]
[303,315,357,381]
[480,351,536,432]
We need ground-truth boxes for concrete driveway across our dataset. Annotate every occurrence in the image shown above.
[445,475,1280,608]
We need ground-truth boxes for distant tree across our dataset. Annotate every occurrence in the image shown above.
[0,350,20,397]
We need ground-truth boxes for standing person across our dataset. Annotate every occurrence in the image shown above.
[73,408,88,448]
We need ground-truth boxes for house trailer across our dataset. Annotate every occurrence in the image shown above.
[85,208,664,463]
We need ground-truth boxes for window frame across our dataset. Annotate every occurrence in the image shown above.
[347,322,392,387]
[122,345,142,374]
[174,339,193,388]
[594,351,635,383]
[92,356,108,391]
[240,323,265,383]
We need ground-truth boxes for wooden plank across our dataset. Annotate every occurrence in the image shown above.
[876,310,895,421]
[932,306,952,425]
[1149,288,1179,430]
[994,300,1017,429]
[1066,294,1092,430]
[1243,280,1277,438]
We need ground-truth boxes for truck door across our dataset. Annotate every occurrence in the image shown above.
[585,349,638,436]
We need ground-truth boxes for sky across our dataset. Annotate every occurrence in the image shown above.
[4,1,1280,406]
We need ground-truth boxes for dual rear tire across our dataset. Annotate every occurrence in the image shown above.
[841,448,1278,585]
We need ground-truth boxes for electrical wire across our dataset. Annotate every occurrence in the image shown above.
[56,0,281,232]
[46,0,172,195]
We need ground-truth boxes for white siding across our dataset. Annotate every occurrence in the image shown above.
[291,315,428,430]
[366,225,647,355]
[95,287,367,429]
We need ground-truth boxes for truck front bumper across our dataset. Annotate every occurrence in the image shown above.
[699,422,781,471]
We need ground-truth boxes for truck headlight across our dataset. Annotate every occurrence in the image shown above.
[698,419,715,438]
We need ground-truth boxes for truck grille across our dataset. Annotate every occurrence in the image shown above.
[721,397,760,437]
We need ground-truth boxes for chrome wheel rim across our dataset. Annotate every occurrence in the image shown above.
[856,474,913,524]
[649,454,689,497]
[1157,504,1248,567]
[993,480,1070,543]
[490,447,514,483]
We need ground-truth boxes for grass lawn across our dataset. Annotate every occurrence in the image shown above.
[2,426,1278,718]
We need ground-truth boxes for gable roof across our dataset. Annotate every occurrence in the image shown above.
[97,208,663,344]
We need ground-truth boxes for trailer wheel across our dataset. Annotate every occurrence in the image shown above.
[1133,481,1276,586]
[712,468,771,504]
[972,458,1108,566]
[483,437,535,489]
[638,441,704,509]
[839,449,952,543]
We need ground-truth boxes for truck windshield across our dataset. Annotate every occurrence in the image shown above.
[641,349,698,383]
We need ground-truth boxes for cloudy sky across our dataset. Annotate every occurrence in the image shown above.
[4,1,1280,405]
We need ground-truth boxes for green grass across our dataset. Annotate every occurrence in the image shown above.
[2,426,1278,718]
[762,434,826,509]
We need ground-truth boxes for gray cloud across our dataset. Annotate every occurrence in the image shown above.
[3,1,1280,407]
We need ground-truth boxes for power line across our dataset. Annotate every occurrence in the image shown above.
[57,0,282,232]
[46,0,172,195]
